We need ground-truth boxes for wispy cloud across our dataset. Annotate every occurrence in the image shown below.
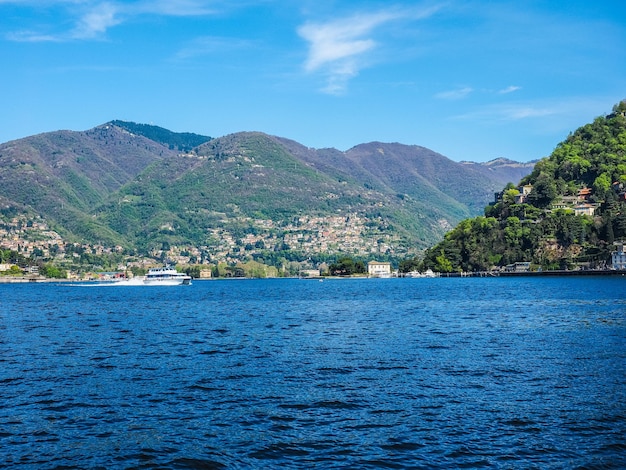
[435,85,522,100]
[137,0,217,17]
[435,86,473,100]
[498,85,522,94]
[448,97,618,140]
[6,31,61,42]
[174,35,255,60]
[453,101,566,122]
[298,12,393,95]
[298,6,439,95]
[71,2,122,39]
[500,105,554,120]
[4,0,218,42]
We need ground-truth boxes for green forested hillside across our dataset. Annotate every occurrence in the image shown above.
[0,121,535,265]
[0,124,176,244]
[96,132,436,253]
[412,101,626,272]
[109,120,212,152]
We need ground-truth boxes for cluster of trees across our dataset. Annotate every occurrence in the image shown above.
[401,101,626,273]
[0,248,27,265]
[1,249,67,278]
[516,103,626,210]
[328,257,366,276]
[110,120,211,152]
[39,264,68,279]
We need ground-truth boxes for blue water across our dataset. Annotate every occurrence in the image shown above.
[1,277,625,469]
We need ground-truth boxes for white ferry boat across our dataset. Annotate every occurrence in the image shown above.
[143,266,192,285]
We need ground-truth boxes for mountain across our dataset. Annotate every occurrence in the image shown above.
[0,124,181,243]
[460,158,540,193]
[265,137,534,218]
[414,101,626,272]
[0,121,535,263]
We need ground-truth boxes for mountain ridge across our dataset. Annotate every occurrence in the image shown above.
[0,122,535,263]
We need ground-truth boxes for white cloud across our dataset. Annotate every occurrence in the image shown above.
[435,85,521,100]
[4,0,218,42]
[298,13,394,73]
[453,102,564,122]
[6,31,61,42]
[71,2,122,39]
[297,13,389,95]
[298,7,438,95]
[498,85,522,94]
[435,87,474,100]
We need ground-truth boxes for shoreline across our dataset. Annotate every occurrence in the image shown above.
[438,269,626,278]
[2,269,626,283]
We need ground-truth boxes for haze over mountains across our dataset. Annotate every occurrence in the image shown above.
[0,121,534,260]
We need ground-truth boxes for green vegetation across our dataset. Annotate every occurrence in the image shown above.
[408,101,626,273]
[109,120,212,152]
[1,249,67,278]
[1,248,27,265]
[39,264,67,279]
[0,120,534,273]
[328,257,366,276]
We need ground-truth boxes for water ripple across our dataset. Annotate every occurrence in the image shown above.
[0,277,624,468]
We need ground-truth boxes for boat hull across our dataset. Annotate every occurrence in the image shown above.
[143,278,191,286]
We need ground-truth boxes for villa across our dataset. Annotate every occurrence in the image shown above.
[368,261,392,277]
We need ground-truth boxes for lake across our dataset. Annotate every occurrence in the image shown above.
[1,276,625,469]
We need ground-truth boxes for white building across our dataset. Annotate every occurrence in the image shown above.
[612,242,626,270]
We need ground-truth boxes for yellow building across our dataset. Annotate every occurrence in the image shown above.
[368,261,392,277]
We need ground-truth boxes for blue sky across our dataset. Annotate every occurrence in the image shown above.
[1,0,624,162]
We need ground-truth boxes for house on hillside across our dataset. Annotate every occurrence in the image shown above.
[495,184,533,205]
[552,196,579,210]
[578,187,592,201]
[515,184,533,204]
[549,187,599,215]
[573,203,597,217]
[612,242,626,270]
[368,261,392,277]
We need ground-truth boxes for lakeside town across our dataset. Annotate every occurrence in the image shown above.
[0,211,407,280]
[3,208,626,282]
[4,176,626,281]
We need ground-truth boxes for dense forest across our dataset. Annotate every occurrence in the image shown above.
[109,120,212,152]
[402,101,626,273]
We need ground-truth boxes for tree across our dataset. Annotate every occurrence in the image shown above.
[8,265,22,276]
[593,173,612,199]
[40,264,67,279]
[612,100,626,114]
[185,265,202,278]
[615,210,626,239]
[329,257,366,276]
[399,256,421,273]
[434,251,453,273]
[527,173,557,208]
